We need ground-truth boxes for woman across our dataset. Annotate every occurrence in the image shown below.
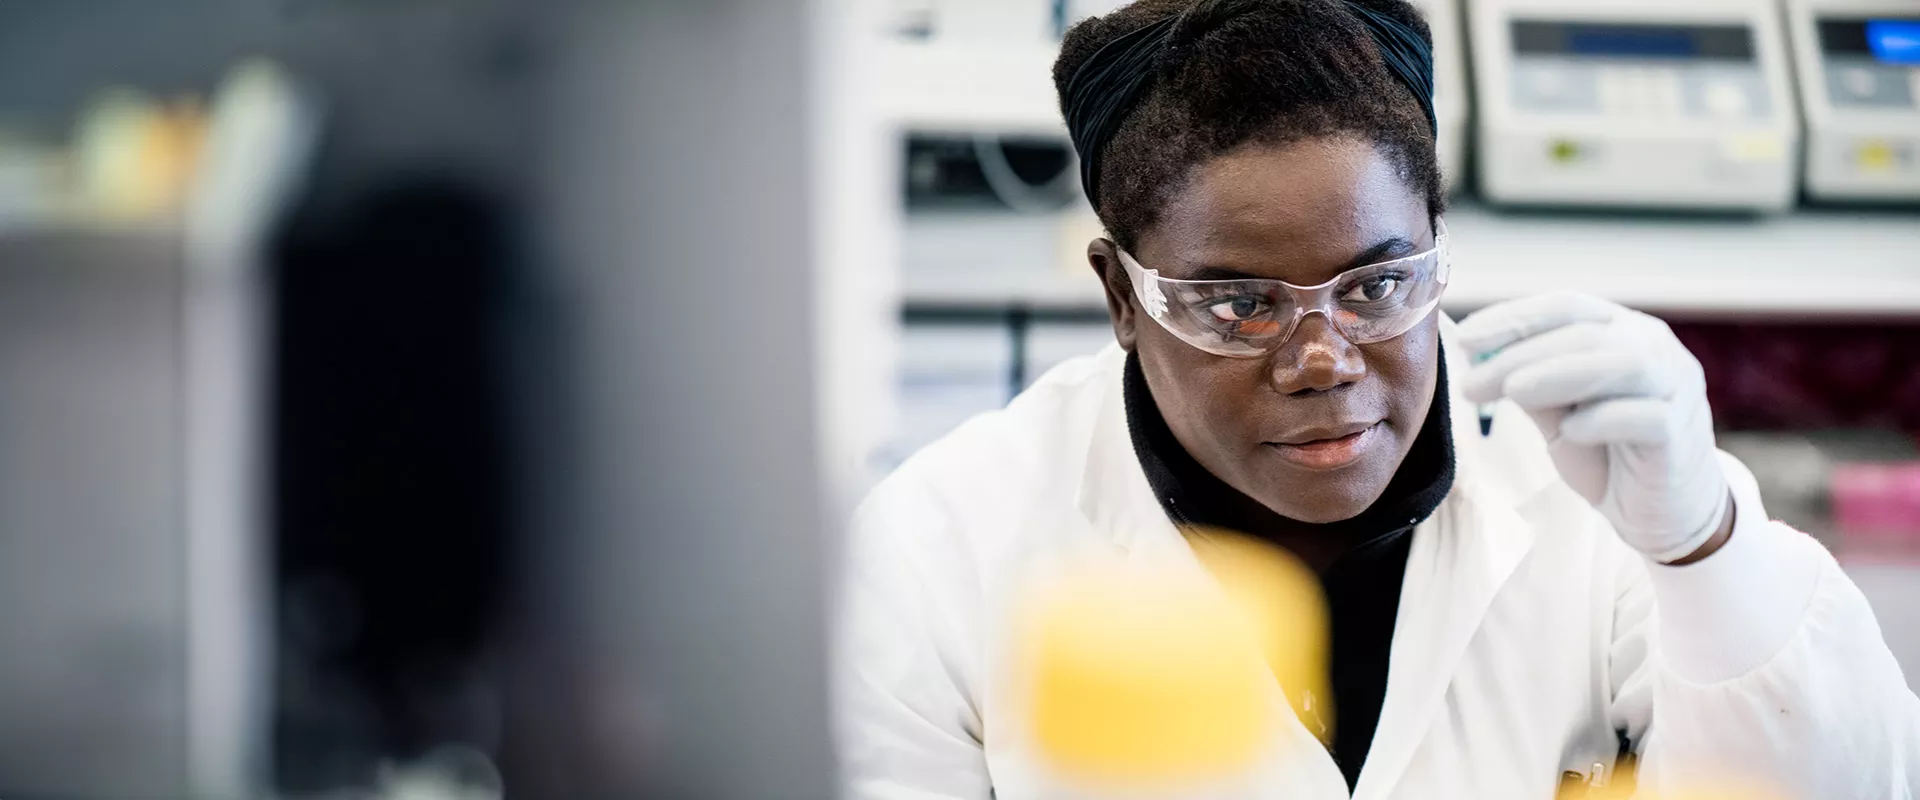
[839,1,1920,797]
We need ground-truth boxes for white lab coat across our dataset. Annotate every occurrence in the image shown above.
[838,318,1920,799]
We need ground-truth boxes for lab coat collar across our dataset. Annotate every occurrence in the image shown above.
[1354,319,1541,798]
[1071,317,1549,798]
[1073,345,1171,552]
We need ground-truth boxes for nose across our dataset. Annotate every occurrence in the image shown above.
[1268,312,1366,396]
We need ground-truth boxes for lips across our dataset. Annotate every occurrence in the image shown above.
[1270,421,1380,447]
[1264,422,1382,470]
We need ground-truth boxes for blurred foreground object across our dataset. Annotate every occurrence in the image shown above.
[1189,531,1333,741]
[0,49,310,798]
[1832,461,1920,547]
[75,88,208,220]
[1017,532,1327,794]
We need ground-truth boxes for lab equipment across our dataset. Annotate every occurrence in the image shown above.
[1410,0,1470,192]
[1468,0,1801,212]
[1119,222,1451,357]
[1786,1,1920,202]
[905,133,1079,212]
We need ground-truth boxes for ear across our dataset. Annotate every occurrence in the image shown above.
[1088,238,1139,352]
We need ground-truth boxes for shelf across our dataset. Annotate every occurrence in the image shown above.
[901,203,1920,318]
[1443,205,1920,316]
[881,41,1067,136]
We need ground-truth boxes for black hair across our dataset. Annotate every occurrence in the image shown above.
[1053,0,1444,251]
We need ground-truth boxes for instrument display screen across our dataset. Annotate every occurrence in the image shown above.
[1513,20,1756,61]
[1820,18,1920,65]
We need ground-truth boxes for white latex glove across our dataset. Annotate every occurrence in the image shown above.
[1458,293,1731,563]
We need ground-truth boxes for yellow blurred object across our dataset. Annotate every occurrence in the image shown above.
[150,99,208,212]
[72,88,208,221]
[1018,530,1329,789]
[1721,132,1786,163]
[1189,529,1332,744]
[1022,562,1273,785]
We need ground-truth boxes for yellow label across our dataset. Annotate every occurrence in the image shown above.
[1722,133,1785,163]
[1855,140,1897,173]
[1548,138,1584,164]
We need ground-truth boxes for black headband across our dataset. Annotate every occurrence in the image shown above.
[1062,1,1438,208]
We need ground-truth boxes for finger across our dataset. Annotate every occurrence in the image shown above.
[1517,403,1570,442]
[1503,347,1680,410]
[1461,321,1610,404]
[1557,397,1674,445]
[1455,293,1620,359]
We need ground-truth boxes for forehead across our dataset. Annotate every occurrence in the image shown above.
[1136,137,1429,283]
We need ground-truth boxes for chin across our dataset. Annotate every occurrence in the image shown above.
[1268,499,1373,524]
[1256,471,1391,523]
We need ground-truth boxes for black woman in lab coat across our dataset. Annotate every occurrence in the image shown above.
[838,0,1920,796]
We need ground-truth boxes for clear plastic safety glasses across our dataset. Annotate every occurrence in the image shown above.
[1118,221,1451,358]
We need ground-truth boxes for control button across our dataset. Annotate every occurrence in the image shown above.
[1628,68,1657,114]
[1599,70,1628,113]
[1722,133,1784,163]
[1623,69,1648,114]
[1548,138,1587,165]
[1844,67,1878,99]
[1653,72,1683,116]
[1529,67,1566,99]
[1706,82,1749,117]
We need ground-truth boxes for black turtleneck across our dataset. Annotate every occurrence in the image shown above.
[1122,349,1457,791]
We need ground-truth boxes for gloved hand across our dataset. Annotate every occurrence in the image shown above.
[1458,293,1732,563]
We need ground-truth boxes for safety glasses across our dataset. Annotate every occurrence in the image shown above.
[1118,221,1450,358]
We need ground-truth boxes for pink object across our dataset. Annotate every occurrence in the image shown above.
[1832,462,1920,545]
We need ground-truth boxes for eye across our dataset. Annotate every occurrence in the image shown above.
[1340,275,1402,303]
[1206,295,1268,322]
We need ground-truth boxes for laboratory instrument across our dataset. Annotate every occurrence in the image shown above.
[1468,0,1801,211]
[1786,1,1920,202]
[1411,0,1471,192]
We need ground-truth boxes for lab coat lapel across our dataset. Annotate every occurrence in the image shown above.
[1351,319,1542,800]
[1075,346,1177,557]
[1351,478,1534,799]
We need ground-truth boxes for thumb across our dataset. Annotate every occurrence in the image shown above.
[1547,438,1609,506]
[1519,405,1609,504]
[1518,403,1568,442]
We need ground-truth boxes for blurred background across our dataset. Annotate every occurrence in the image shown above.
[0,0,1914,797]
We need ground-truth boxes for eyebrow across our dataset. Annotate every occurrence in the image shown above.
[1182,236,1421,282]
